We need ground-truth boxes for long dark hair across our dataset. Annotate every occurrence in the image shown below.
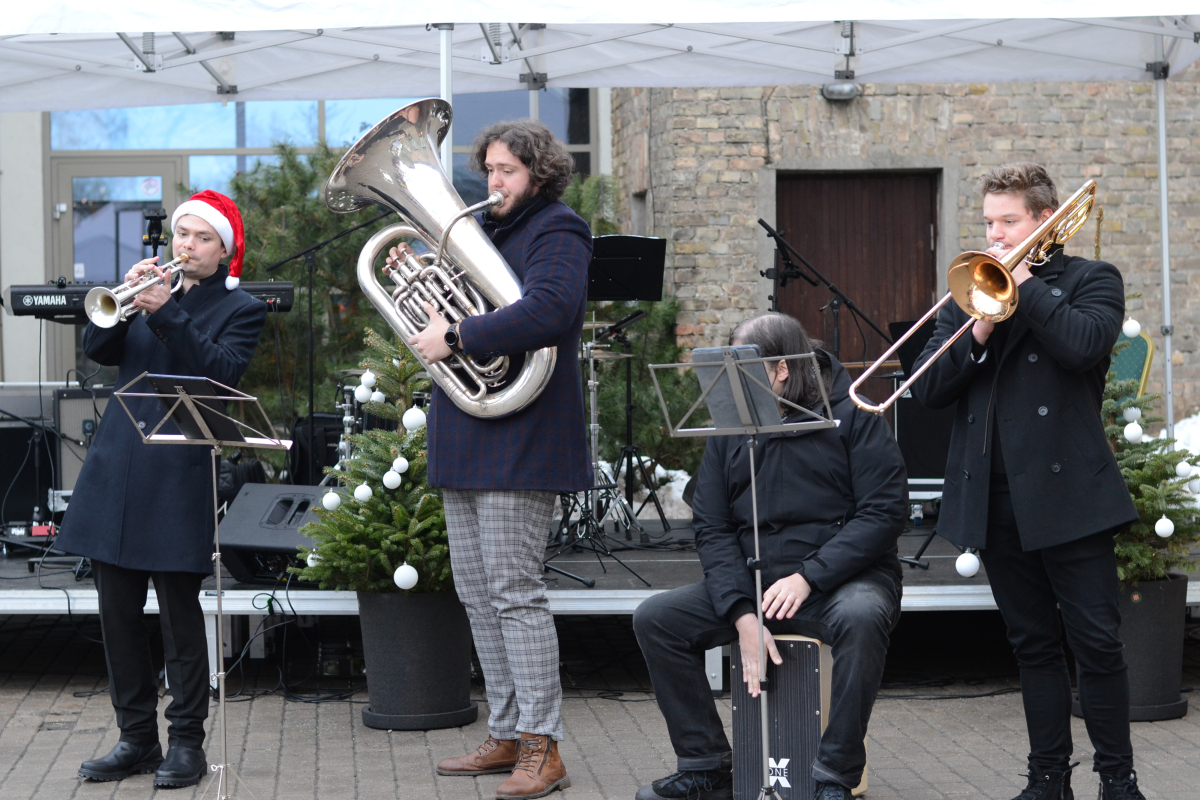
[729,312,828,409]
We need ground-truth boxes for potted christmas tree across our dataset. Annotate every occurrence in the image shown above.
[1081,337,1200,721]
[292,329,478,730]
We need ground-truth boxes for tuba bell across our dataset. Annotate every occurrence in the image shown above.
[324,98,556,419]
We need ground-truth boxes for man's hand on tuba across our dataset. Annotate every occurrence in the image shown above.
[409,302,453,364]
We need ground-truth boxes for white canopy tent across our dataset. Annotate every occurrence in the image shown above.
[1,5,1197,432]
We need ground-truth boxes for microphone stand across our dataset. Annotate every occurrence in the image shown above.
[757,219,892,358]
[265,210,390,483]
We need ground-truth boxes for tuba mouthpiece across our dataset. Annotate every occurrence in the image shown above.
[487,192,504,207]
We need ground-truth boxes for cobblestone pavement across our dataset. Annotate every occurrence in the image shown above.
[0,614,1197,800]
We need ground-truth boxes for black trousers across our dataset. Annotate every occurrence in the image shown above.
[633,573,899,789]
[93,560,210,749]
[980,483,1132,776]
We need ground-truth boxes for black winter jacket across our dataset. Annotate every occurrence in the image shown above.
[56,265,267,574]
[911,247,1138,551]
[692,352,908,624]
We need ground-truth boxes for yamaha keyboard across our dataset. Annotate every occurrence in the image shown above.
[4,280,294,322]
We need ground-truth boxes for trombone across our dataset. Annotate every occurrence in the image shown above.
[849,180,1097,415]
[84,253,190,328]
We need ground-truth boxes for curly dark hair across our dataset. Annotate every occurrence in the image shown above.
[468,119,576,202]
[978,162,1059,217]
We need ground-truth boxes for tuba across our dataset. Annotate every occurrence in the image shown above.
[324,99,556,418]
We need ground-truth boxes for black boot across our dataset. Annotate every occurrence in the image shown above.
[1099,770,1147,800]
[1010,764,1076,800]
[154,745,208,788]
[815,782,851,800]
[635,767,733,800]
[78,741,164,782]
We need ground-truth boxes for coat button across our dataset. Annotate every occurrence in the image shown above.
[967,414,975,423]
[1051,463,1061,473]
[1028,353,1038,363]
[963,469,970,480]
[1051,288,1063,297]
[1038,406,1048,416]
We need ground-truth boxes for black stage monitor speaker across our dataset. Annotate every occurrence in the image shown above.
[732,636,866,800]
[220,484,323,585]
[887,320,955,481]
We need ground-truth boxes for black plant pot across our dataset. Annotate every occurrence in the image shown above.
[1072,573,1188,722]
[357,590,479,730]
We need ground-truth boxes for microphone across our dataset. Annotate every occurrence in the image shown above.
[595,309,648,341]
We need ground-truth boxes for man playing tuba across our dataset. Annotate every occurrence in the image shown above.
[403,119,591,800]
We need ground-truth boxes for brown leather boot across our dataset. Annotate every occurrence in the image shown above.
[435,736,520,776]
[495,733,570,799]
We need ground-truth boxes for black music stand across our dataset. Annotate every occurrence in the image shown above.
[115,373,290,800]
[649,346,838,800]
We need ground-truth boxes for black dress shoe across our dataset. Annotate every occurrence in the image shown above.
[154,745,208,788]
[635,768,733,800]
[78,741,164,781]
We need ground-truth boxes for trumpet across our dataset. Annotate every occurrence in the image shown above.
[84,253,190,328]
[849,180,1097,414]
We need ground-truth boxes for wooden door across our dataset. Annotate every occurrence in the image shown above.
[774,172,937,405]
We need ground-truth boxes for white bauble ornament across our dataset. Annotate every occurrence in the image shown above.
[382,470,402,489]
[1177,461,1193,479]
[354,483,373,502]
[392,358,401,366]
[392,456,409,474]
[1155,515,1175,538]
[306,552,322,568]
[1189,478,1200,494]
[1124,422,1143,444]
[360,370,376,388]
[354,384,373,403]
[402,406,427,432]
[322,491,342,511]
[956,551,981,578]
[370,390,386,405]
[393,563,419,590]
[1122,318,1142,339]
[1123,407,1142,423]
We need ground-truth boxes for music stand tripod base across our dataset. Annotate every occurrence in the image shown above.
[115,372,290,800]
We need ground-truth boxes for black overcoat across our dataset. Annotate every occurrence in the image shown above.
[56,265,267,574]
[911,247,1138,552]
[691,354,908,624]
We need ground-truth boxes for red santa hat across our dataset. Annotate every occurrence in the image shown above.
[171,190,245,290]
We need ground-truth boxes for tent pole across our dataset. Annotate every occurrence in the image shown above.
[437,24,454,180]
[1154,35,1174,442]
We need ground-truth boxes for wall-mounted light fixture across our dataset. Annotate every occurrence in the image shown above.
[821,81,862,101]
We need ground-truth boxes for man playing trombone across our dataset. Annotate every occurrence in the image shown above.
[912,163,1144,800]
[56,191,266,788]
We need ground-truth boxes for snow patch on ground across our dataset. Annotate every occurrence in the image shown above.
[1159,413,1200,456]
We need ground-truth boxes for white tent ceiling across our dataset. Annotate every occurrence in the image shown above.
[0,11,1195,110]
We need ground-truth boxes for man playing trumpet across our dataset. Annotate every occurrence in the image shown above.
[57,191,267,788]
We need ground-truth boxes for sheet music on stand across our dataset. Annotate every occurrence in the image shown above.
[648,347,838,800]
[115,372,291,800]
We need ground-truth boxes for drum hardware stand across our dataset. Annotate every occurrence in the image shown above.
[544,339,650,588]
[115,373,290,800]
[598,316,672,539]
[649,347,838,800]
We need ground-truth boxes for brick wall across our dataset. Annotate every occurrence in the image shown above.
[612,61,1200,418]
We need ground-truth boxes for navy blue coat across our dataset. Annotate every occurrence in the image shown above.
[911,247,1138,551]
[426,194,593,492]
[56,265,267,574]
[692,354,908,624]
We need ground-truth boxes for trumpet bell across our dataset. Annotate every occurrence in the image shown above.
[947,252,1018,323]
[84,287,123,328]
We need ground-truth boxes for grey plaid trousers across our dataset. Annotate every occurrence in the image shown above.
[443,489,563,741]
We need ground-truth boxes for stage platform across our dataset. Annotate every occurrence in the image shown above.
[3,522,1198,691]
